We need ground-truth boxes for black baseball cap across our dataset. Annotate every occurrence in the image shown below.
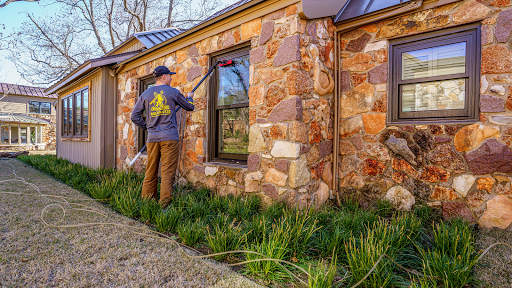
[153,66,176,77]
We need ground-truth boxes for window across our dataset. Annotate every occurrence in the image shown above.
[137,77,155,152]
[209,47,250,162]
[62,87,89,137]
[389,24,480,123]
[29,101,51,114]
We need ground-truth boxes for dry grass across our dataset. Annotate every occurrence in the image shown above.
[474,227,512,288]
[0,159,262,287]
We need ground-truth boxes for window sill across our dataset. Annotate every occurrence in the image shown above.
[62,137,90,142]
[203,161,247,170]
[386,118,478,125]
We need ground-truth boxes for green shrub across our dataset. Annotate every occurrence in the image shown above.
[155,207,181,233]
[206,216,246,260]
[177,219,205,247]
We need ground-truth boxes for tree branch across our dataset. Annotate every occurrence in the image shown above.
[0,0,38,9]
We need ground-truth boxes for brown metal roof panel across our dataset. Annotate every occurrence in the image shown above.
[334,0,415,24]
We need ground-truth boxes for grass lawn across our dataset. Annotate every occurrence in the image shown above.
[16,154,512,287]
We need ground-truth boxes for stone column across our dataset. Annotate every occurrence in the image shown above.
[8,124,11,145]
[18,124,21,145]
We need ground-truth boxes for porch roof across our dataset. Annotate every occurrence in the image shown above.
[0,114,50,125]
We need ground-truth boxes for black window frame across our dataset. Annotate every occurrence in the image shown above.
[29,101,52,114]
[137,76,155,153]
[61,87,89,138]
[388,23,481,124]
[208,45,251,163]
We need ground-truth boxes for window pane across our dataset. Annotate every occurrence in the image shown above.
[217,55,250,106]
[219,107,249,154]
[75,93,81,135]
[68,97,73,135]
[40,102,51,114]
[402,42,466,80]
[20,127,27,144]
[11,126,18,144]
[29,101,40,113]
[401,79,466,112]
[30,126,36,143]
[82,90,88,135]
[1,125,8,144]
[63,99,68,135]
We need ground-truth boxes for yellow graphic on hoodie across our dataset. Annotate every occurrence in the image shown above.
[149,90,171,117]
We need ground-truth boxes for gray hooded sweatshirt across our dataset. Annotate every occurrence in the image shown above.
[131,85,194,143]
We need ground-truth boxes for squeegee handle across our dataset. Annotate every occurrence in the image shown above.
[129,144,146,166]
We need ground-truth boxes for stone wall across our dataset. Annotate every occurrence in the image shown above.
[338,0,512,230]
[116,4,336,208]
[29,114,57,150]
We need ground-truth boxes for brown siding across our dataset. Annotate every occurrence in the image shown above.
[56,72,103,168]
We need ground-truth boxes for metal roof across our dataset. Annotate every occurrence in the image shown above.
[0,113,51,125]
[197,0,254,26]
[334,0,415,24]
[133,27,185,49]
[0,83,57,99]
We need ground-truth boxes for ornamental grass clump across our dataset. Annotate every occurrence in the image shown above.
[417,219,478,288]
[205,216,246,260]
[307,258,339,288]
[282,208,319,257]
[112,187,140,218]
[177,219,205,246]
[155,207,181,233]
[139,198,161,224]
[245,218,292,280]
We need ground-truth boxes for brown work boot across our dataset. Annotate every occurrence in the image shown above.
[159,197,172,210]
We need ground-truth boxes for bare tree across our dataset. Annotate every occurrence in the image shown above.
[7,0,234,84]
[0,0,38,9]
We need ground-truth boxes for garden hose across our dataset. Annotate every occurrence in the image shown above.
[2,158,512,288]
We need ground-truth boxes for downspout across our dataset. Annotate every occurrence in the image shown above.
[333,29,340,206]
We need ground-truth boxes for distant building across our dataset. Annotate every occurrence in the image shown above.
[0,83,57,150]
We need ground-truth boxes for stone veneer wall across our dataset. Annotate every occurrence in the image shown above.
[116,3,336,208]
[338,0,512,230]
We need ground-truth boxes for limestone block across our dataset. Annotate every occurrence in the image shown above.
[271,141,300,158]
[385,186,415,211]
[248,125,267,153]
[245,171,263,192]
[289,155,310,188]
[265,168,288,186]
[205,166,218,176]
[478,195,512,229]
[452,175,476,197]
[312,181,330,208]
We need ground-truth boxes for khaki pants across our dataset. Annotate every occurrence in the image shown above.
[141,140,179,204]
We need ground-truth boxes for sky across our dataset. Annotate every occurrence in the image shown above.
[0,2,60,86]
[0,0,236,88]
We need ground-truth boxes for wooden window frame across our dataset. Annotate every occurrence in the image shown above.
[137,76,155,153]
[61,85,90,140]
[388,23,481,124]
[29,101,51,114]
[208,45,251,163]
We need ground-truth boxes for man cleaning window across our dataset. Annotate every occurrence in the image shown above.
[131,66,194,209]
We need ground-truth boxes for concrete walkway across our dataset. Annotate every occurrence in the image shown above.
[0,159,262,287]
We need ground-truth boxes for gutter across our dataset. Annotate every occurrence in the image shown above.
[111,0,266,70]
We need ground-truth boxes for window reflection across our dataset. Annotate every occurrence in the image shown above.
[217,55,250,106]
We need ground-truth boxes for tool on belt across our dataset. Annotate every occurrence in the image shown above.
[128,59,236,167]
